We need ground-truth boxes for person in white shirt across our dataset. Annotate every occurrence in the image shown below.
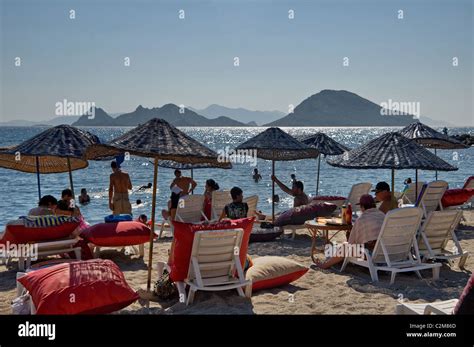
[316,194,386,269]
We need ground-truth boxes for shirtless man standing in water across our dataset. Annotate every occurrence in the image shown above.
[109,161,133,215]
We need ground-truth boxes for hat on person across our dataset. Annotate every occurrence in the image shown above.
[356,194,376,206]
[372,181,391,193]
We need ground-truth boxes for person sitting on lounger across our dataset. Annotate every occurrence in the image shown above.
[57,188,82,217]
[272,175,308,207]
[373,181,398,214]
[220,186,249,220]
[316,194,385,269]
[28,195,58,216]
[254,176,308,220]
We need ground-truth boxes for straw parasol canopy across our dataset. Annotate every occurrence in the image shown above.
[0,125,100,200]
[157,159,232,181]
[236,127,319,220]
[327,132,457,200]
[398,121,468,184]
[85,118,231,291]
[399,122,469,149]
[300,133,350,195]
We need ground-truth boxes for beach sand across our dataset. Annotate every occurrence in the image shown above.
[1,210,473,315]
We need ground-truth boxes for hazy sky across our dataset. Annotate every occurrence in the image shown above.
[1,0,473,125]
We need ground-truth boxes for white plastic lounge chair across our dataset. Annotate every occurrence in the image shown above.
[184,228,252,305]
[418,210,468,268]
[417,180,448,218]
[340,207,441,284]
[395,299,458,315]
[4,238,81,271]
[157,194,206,239]
[401,182,426,205]
[210,191,232,220]
[346,182,372,213]
[243,195,259,218]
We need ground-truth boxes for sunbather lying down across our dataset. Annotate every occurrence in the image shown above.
[315,194,385,269]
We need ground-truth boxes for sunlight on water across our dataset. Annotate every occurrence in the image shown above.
[0,126,472,230]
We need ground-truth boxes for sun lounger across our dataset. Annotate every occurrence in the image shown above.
[210,191,232,220]
[340,207,441,284]
[417,180,448,218]
[395,299,458,315]
[418,210,468,268]
[157,194,206,239]
[401,182,426,205]
[184,228,252,305]
[243,195,259,218]
[396,273,474,314]
[3,238,81,271]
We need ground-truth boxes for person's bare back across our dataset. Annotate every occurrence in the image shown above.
[109,161,133,214]
[110,171,132,194]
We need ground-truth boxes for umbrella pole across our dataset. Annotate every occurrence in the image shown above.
[415,169,418,201]
[272,159,275,222]
[36,156,41,201]
[191,169,194,194]
[391,168,395,201]
[147,158,159,291]
[316,155,321,196]
[67,157,75,198]
[434,149,438,180]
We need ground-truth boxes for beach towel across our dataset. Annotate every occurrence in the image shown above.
[19,215,79,228]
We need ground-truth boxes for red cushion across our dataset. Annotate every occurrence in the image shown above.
[312,195,346,201]
[81,221,150,247]
[245,256,309,291]
[441,188,474,208]
[17,259,139,314]
[169,217,255,282]
[0,222,79,245]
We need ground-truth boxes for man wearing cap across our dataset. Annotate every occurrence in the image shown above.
[316,194,386,269]
[373,181,399,214]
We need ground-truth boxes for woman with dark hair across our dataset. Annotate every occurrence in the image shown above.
[202,179,220,220]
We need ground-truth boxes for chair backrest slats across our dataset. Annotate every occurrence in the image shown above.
[418,180,448,217]
[243,195,259,217]
[418,210,462,252]
[175,195,205,223]
[372,207,423,264]
[187,229,244,283]
[347,183,372,212]
[211,191,232,220]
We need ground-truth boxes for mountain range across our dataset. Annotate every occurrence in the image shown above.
[0,90,458,127]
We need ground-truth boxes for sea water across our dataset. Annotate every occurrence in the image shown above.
[0,126,472,230]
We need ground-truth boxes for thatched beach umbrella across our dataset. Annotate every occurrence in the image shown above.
[235,128,319,220]
[399,121,468,195]
[85,118,231,291]
[157,160,232,181]
[0,125,100,200]
[327,132,458,200]
[300,133,350,196]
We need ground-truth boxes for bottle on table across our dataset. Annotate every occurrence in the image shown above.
[341,205,347,225]
[346,203,353,225]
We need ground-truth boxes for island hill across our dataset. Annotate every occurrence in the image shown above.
[72,90,415,127]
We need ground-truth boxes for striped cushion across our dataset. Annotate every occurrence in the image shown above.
[19,215,79,228]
